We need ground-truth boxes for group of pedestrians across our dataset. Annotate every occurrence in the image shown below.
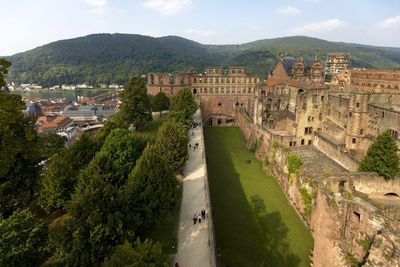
[189,142,199,151]
[193,208,206,225]
[191,120,201,129]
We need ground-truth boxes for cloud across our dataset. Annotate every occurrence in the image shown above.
[377,15,400,29]
[184,28,216,38]
[277,5,300,15]
[141,0,192,15]
[291,19,345,34]
[83,0,107,14]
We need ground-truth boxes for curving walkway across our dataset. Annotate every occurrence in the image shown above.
[175,109,215,267]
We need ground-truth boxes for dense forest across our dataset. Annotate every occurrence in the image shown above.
[6,34,400,86]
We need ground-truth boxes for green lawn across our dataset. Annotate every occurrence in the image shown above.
[205,126,313,267]
[140,116,166,138]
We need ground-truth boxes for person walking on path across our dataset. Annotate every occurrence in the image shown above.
[198,214,202,223]
[193,213,197,225]
[201,208,206,220]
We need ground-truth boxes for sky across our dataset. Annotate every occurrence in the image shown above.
[1,0,400,56]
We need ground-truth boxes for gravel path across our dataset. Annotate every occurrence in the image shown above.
[175,109,214,267]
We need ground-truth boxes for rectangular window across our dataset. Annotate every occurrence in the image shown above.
[390,129,399,140]
[304,127,313,135]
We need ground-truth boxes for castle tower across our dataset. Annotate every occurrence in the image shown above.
[345,93,370,153]
[311,55,324,83]
[293,57,305,78]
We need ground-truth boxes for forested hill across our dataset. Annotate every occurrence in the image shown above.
[6,34,400,86]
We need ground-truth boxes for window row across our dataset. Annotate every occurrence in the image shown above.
[195,87,253,94]
[193,77,258,84]
[352,81,399,89]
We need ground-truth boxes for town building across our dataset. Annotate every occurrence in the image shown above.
[36,115,74,134]
[61,105,116,123]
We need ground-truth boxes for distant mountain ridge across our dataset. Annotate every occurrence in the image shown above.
[6,34,400,86]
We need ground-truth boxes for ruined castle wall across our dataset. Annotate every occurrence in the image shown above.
[234,110,400,267]
[314,134,358,171]
[351,174,400,197]
[311,191,347,267]
[351,69,400,94]
[199,95,252,122]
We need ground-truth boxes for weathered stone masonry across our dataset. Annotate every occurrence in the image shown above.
[146,60,400,266]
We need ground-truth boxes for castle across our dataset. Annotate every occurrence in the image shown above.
[146,54,400,266]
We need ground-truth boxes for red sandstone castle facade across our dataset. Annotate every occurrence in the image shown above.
[146,56,400,169]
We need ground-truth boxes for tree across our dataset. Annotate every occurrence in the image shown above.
[168,109,191,126]
[66,151,133,266]
[0,209,48,266]
[103,239,169,267]
[155,120,188,172]
[0,93,39,217]
[36,132,66,160]
[169,88,197,124]
[38,134,99,212]
[151,92,170,116]
[101,129,149,178]
[126,144,178,225]
[0,58,11,88]
[359,130,399,180]
[120,77,152,130]
[95,112,128,144]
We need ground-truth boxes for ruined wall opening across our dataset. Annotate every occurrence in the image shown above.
[226,118,235,124]
[352,211,361,223]
[193,88,197,94]
[339,180,347,191]
[384,192,400,197]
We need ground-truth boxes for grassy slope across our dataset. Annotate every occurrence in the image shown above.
[205,127,313,267]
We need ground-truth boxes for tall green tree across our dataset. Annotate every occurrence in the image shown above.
[0,58,11,88]
[155,120,188,172]
[0,93,39,216]
[36,132,66,160]
[95,112,128,144]
[169,88,197,124]
[66,151,133,266]
[359,130,399,180]
[120,77,152,130]
[126,144,178,225]
[38,134,99,213]
[0,209,48,266]
[101,129,149,178]
[103,239,169,267]
[151,92,170,116]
